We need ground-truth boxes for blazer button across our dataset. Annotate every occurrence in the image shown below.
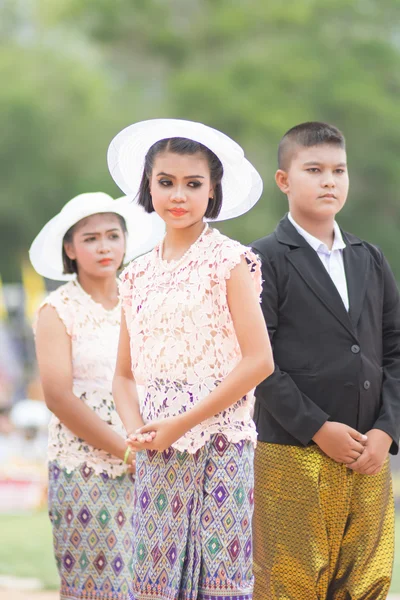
[363,380,371,390]
[351,344,360,354]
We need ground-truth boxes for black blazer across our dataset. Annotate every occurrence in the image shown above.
[252,215,400,454]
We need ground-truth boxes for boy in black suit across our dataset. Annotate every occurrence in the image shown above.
[252,122,400,599]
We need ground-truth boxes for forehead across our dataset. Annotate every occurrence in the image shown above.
[291,144,347,167]
[152,151,210,175]
[74,212,122,233]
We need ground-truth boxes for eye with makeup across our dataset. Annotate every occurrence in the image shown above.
[157,178,203,188]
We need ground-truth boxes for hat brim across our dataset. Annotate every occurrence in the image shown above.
[29,195,165,280]
[107,119,263,222]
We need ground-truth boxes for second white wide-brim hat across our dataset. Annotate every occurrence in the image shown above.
[29,192,165,280]
[107,118,263,222]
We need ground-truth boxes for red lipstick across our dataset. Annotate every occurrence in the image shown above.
[169,209,187,217]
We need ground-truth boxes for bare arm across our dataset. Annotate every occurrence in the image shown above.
[112,308,144,435]
[135,257,274,451]
[35,305,129,461]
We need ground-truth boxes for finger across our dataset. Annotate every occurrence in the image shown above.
[128,441,148,451]
[369,466,382,476]
[347,450,364,462]
[348,439,367,454]
[127,434,137,442]
[137,423,157,434]
[347,428,368,444]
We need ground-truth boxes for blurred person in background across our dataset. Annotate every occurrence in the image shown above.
[31,192,164,600]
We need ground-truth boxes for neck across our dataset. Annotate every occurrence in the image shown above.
[77,272,119,310]
[162,220,207,261]
[289,210,335,250]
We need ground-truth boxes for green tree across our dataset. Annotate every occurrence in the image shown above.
[2,0,400,280]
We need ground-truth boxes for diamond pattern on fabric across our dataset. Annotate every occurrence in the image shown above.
[129,436,254,600]
[48,461,134,599]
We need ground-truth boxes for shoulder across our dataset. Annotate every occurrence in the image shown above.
[207,229,262,294]
[342,230,385,266]
[251,231,281,258]
[35,281,77,336]
[119,250,155,310]
[42,281,79,310]
[120,249,154,281]
[208,228,255,265]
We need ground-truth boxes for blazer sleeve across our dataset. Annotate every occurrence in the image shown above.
[252,246,329,446]
[372,252,400,454]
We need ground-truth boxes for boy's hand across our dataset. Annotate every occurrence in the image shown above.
[347,429,392,475]
[313,421,367,464]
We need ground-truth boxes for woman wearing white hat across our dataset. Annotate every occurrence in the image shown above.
[31,192,164,600]
[110,119,274,600]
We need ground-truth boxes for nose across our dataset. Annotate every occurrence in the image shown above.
[322,172,335,188]
[170,184,187,203]
[98,238,111,254]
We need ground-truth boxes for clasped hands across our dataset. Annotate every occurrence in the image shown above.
[126,416,188,453]
[313,422,392,476]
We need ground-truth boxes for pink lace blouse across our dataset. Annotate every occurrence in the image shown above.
[119,226,262,453]
[36,281,127,476]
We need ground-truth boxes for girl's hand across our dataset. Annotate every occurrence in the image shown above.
[125,448,137,475]
[129,416,188,452]
[126,430,156,449]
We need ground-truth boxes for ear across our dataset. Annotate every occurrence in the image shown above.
[64,241,76,260]
[209,183,215,198]
[275,169,290,194]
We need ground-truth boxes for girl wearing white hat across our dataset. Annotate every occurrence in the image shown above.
[31,192,164,600]
[110,119,274,600]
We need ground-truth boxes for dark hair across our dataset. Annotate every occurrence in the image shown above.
[137,137,224,220]
[278,122,346,170]
[62,213,127,275]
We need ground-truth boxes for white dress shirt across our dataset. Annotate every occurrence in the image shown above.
[288,213,349,311]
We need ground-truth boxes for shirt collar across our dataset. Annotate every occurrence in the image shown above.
[288,213,346,255]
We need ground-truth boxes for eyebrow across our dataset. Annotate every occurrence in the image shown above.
[303,161,347,167]
[156,171,205,179]
[80,228,120,236]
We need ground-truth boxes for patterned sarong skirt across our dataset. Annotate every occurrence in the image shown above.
[129,434,255,600]
[48,461,135,599]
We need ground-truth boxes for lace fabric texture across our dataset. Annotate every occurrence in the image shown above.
[36,280,127,476]
[119,226,262,453]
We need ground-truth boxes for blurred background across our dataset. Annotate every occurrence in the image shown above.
[0,0,399,595]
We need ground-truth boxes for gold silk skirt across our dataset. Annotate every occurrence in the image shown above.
[253,443,395,600]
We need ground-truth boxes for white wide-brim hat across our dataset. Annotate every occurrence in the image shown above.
[107,118,263,222]
[29,192,165,280]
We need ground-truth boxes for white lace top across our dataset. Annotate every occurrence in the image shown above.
[119,226,262,453]
[36,281,127,476]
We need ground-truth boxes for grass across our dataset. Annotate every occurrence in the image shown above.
[0,510,58,589]
[0,511,399,592]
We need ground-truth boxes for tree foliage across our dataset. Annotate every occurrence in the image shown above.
[2,0,400,281]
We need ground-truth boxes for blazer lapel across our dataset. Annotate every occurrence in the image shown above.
[276,216,355,336]
[342,232,370,328]
[286,247,354,335]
